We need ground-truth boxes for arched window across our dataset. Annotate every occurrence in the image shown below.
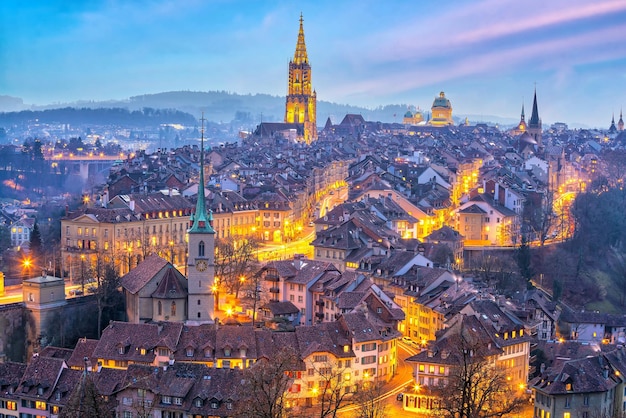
[171,301,176,316]
[158,301,162,316]
[198,241,205,257]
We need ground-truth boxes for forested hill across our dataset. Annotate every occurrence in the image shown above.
[0,107,197,127]
[2,91,415,125]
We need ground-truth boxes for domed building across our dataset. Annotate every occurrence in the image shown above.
[402,108,424,125]
[429,91,454,126]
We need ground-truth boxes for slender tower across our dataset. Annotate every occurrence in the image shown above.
[618,108,624,132]
[186,114,215,323]
[527,88,542,147]
[285,13,317,144]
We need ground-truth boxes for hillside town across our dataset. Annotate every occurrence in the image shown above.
[2,14,626,418]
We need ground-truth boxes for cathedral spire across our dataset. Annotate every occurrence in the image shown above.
[188,113,214,234]
[520,102,525,122]
[293,13,308,65]
[529,88,540,126]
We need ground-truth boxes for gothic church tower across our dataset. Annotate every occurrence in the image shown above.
[186,117,215,323]
[527,88,543,148]
[285,14,317,144]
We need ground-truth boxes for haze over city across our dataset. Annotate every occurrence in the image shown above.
[2,0,626,128]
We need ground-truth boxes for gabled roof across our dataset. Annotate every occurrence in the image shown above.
[121,254,170,294]
[151,265,188,299]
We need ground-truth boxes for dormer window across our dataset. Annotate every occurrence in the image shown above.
[118,346,125,355]
[140,348,146,355]
[211,401,219,409]
[162,395,171,405]
[56,392,61,401]
[224,348,231,357]
[240,348,247,357]
[37,387,44,395]
[174,397,182,405]
[186,348,194,357]
[204,349,212,358]
[195,398,203,407]
[566,382,572,391]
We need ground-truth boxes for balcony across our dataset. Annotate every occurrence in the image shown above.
[265,273,280,282]
[315,312,324,319]
[269,287,280,294]
[315,300,325,307]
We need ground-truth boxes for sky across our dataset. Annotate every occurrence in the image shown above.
[1,0,626,128]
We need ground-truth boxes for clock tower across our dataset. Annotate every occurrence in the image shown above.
[187,116,216,323]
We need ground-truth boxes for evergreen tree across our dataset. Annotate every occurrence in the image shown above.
[29,220,42,262]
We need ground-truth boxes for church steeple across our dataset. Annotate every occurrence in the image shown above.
[285,13,317,144]
[529,89,539,127]
[520,103,525,122]
[527,88,542,147]
[188,115,214,234]
[186,113,215,324]
[619,108,624,132]
[609,113,617,134]
[293,13,308,65]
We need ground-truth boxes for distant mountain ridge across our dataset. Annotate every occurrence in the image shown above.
[1,90,519,127]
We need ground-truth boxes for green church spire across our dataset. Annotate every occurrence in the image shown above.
[188,113,215,235]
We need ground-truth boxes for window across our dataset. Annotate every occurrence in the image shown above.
[211,401,219,409]
[313,355,328,363]
[195,398,203,407]
[174,397,182,405]
[583,395,589,406]
[361,355,377,365]
[362,343,376,352]
[7,400,17,410]
[198,241,205,257]
[224,348,231,357]
[171,301,176,316]
[162,395,171,404]
[140,348,146,355]
[187,348,194,357]
[565,396,571,408]
[158,301,162,315]
[123,412,133,418]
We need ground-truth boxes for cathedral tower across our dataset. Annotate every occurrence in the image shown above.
[527,88,542,147]
[186,116,215,323]
[619,109,624,132]
[285,14,317,143]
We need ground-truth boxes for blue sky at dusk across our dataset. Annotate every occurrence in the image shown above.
[1,0,626,128]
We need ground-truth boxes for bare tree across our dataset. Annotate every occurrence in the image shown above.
[215,235,259,298]
[235,346,299,418]
[88,262,123,338]
[433,334,526,418]
[307,359,354,418]
[60,371,115,418]
[351,381,387,418]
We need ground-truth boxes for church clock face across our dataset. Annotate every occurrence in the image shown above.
[196,260,208,272]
